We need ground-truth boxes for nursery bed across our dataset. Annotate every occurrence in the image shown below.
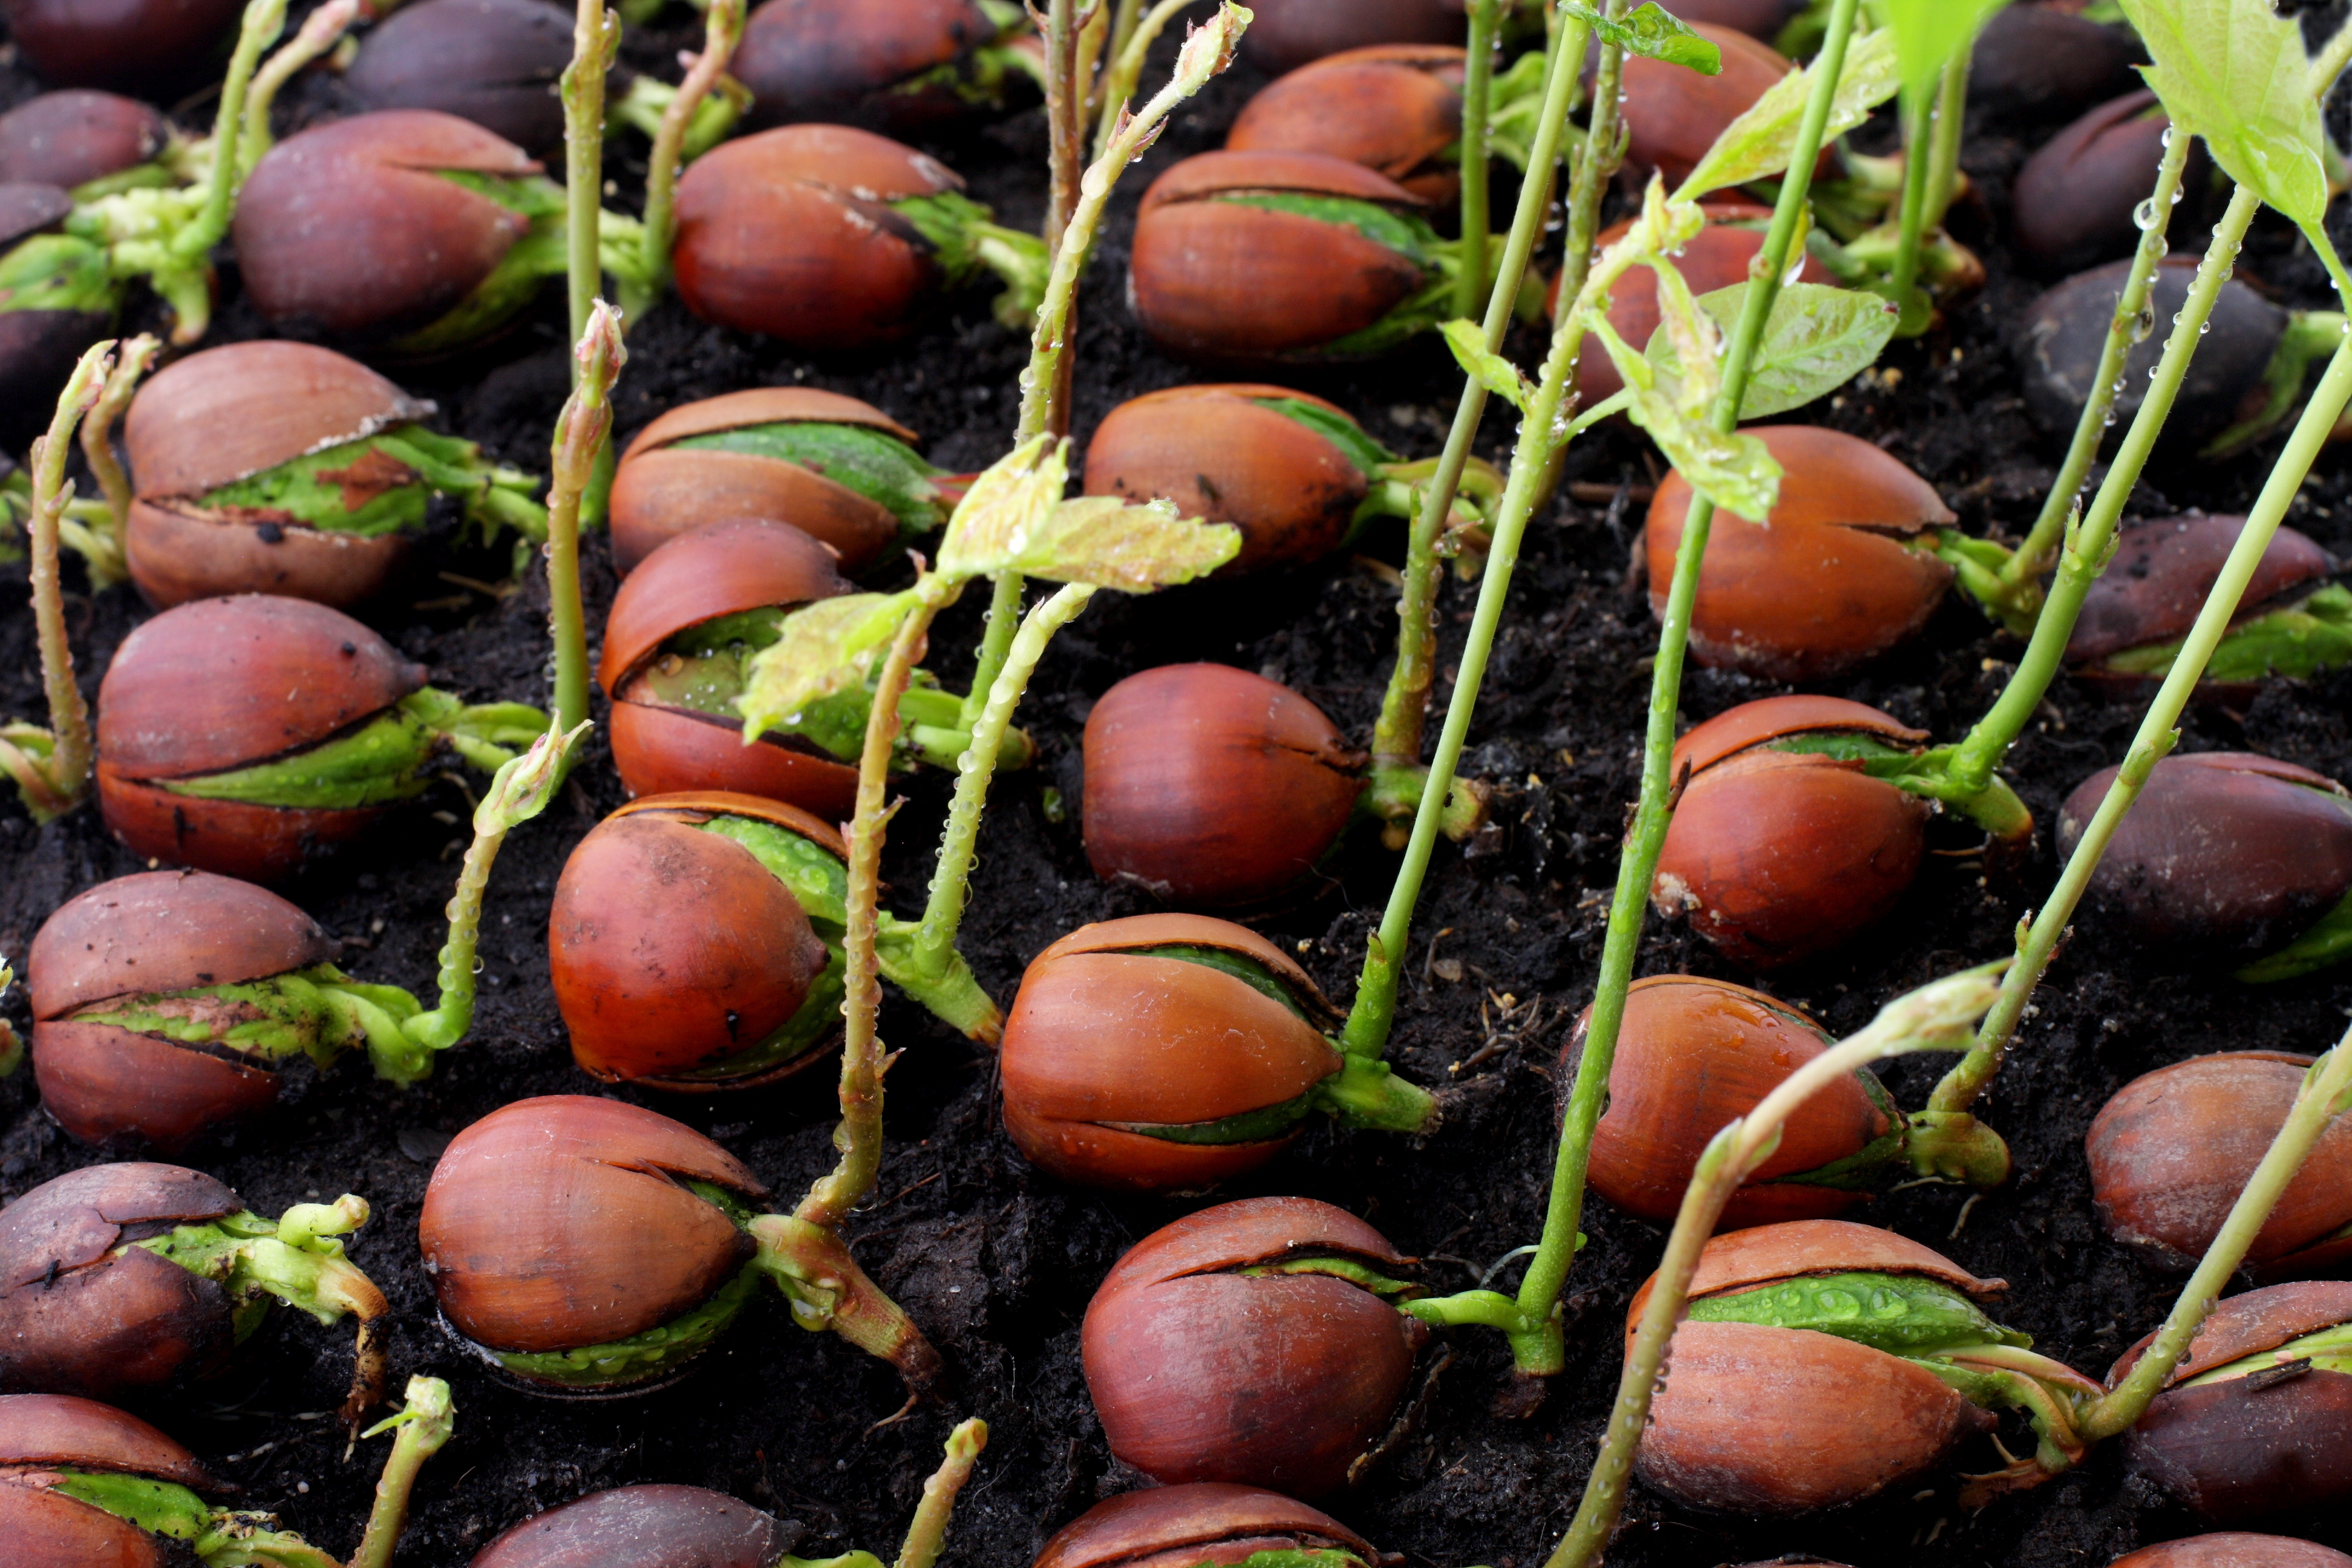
[6,7,2352,1566]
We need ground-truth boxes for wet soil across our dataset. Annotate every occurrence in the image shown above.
[5,7,2352,1567]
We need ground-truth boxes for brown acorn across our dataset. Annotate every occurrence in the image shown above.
[1034,1483,1379,1568]
[1970,3,2144,119]
[2088,1052,2352,1277]
[0,182,113,454]
[1240,0,1463,76]
[1226,45,1466,202]
[2014,91,2181,278]
[2111,1281,2352,1525]
[2066,514,2342,689]
[0,91,171,190]
[599,521,858,813]
[734,0,1031,134]
[472,1483,802,1567]
[1619,24,1795,188]
[1651,696,1935,969]
[1082,1197,1426,1498]
[610,387,935,573]
[2111,1538,2352,1568]
[1082,664,1366,907]
[0,1394,227,1568]
[344,0,587,160]
[1648,425,1957,681]
[1128,150,1439,365]
[1,0,243,90]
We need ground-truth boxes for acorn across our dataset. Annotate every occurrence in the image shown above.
[0,91,174,192]
[1633,1220,2099,1515]
[2087,1052,2352,1278]
[1970,3,2145,119]
[2111,1281,2352,1525]
[120,340,543,609]
[2066,514,2347,689]
[93,594,546,882]
[0,183,116,454]
[1618,24,1795,188]
[1082,1197,1427,1498]
[1128,150,1447,365]
[0,0,243,91]
[734,0,1037,134]
[1034,1483,1379,1568]
[1240,0,1462,76]
[1563,975,2007,1230]
[2014,92,2185,278]
[610,388,952,574]
[2059,751,2352,982]
[1226,45,1466,203]
[1648,426,1957,681]
[472,1484,806,1568]
[671,124,1045,350]
[417,1094,939,1393]
[345,0,586,159]
[2111,1538,2352,1568]
[999,914,1436,1191]
[0,1163,388,1420]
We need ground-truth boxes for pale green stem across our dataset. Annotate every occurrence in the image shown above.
[174,0,286,260]
[74,333,157,590]
[893,1419,989,1568]
[546,304,623,744]
[347,1377,456,1568]
[2314,13,2352,96]
[1454,0,1502,321]
[639,0,744,303]
[1886,82,1933,332]
[1923,51,1968,228]
[1091,0,1197,158]
[15,344,110,823]
[561,0,621,360]
[241,0,359,174]
[2083,1036,2352,1439]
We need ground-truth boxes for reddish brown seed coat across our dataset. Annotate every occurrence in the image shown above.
[2069,515,2334,667]
[419,1096,769,1356]
[1226,46,1466,201]
[31,1022,284,1154]
[1033,1483,1376,1568]
[1240,0,1462,75]
[0,1481,169,1568]
[1647,426,1958,681]
[29,870,335,1020]
[734,0,1006,134]
[0,1391,223,1485]
[2014,91,2173,277]
[2111,1537,2352,1568]
[471,1483,796,1568]
[1619,25,1794,186]
[1,0,243,90]
[1082,1197,1422,1498]
[0,91,167,188]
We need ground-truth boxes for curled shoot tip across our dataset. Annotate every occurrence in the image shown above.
[476,719,590,834]
[362,1376,456,1443]
[44,342,119,457]
[277,1194,370,1250]
[573,299,628,397]
[1173,3,1250,92]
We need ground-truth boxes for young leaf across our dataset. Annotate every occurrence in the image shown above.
[1587,313,1783,522]
[935,433,1070,583]
[1441,318,1535,411]
[2119,0,2328,227]
[1560,1,1722,74]
[1645,253,1727,419]
[1870,0,2013,103]
[1010,496,1242,590]
[1644,281,1899,417]
[1675,25,1901,200]
[736,590,922,741]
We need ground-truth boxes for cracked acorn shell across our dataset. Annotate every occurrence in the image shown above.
[599,520,858,814]
[671,124,965,350]
[1082,1197,1425,1499]
[1226,45,1466,202]
[2066,514,2335,685]
[94,595,431,883]
[2088,1051,2352,1278]
[2014,91,2180,278]
[1647,426,1958,681]
[27,870,336,1151]
[1651,696,1934,969]
[2112,1539,2352,1568]
[1080,385,1374,574]
[472,1482,800,1567]
[1033,1482,1378,1568]
[736,0,1016,134]
[610,387,922,573]
[0,1393,226,1568]
[123,341,437,610]
[999,914,1346,1191]
[1082,663,1365,907]
[2109,1281,2352,1524]
[1564,975,1895,1228]
[234,110,543,344]
[0,91,168,189]
[1240,0,1462,76]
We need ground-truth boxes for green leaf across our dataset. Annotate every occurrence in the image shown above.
[2118,0,2329,226]
[736,591,921,742]
[1588,312,1782,522]
[934,434,1072,581]
[1440,318,1535,411]
[1869,0,2013,102]
[1676,25,1901,200]
[1561,1,1722,73]
[1010,496,1241,590]
[1644,281,1899,417]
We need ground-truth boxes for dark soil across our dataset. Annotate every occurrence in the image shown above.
[6,7,2352,1567]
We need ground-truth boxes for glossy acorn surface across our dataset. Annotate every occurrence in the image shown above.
[1619,24,1794,187]
[601,520,858,813]
[473,1482,797,1567]
[610,387,925,573]
[1033,1483,1377,1568]
[1653,695,1934,969]
[1630,1221,2011,1515]
[2111,1538,2352,1568]
[2110,1281,2352,1524]
[736,0,1016,133]
[1,0,243,90]
[94,595,431,881]
[1082,664,1364,907]
[2088,1051,2352,1276]
[1970,2,2144,118]
[1128,150,1435,364]
[234,109,543,345]
[1240,0,1462,76]
[1226,45,1466,202]
[999,914,1347,1191]
[418,1096,767,1367]
[1565,975,1894,1227]
[2014,91,2179,278]
[550,795,835,1087]
[1082,1197,1425,1498]
[2066,514,2337,685]
[1647,425,1956,681]
[672,124,964,350]
[0,1392,226,1568]
[2022,257,2285,453]
[2060,752,2352,964]
[344,0,578,159]
[0,91,169,189]
[26,870,336,1151]
[122,340,436,609]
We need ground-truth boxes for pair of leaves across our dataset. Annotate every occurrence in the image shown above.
[1677,25,1901,199]
[1561,1,1721,74]
[2120,0,2330,229]
[1642,279,1900,419]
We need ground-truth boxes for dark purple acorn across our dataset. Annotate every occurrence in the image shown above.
[1970,2,2144,119]
[2066,514,2345,689]
[2014,91,2187,277]
[0,91,173,191]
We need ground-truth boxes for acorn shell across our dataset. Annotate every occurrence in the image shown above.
[1618,24,1794,187]
[2014,91,2176,278]
[2088,1051,2352,1276]
[1,0,244,90]
[0,179,73,246]
[1,1479,171,1568]
[2068,515,2336,667]
[0,308,114,457]
[734,0,1006,134]
[1625,1217,2005,1334]
[1080,385,1373,573]
[29,869,336,1020]
[32,1022,284,1154]
[2111,1537,2352,1568]
[1034,1483,1376,1568]
[1241,0,1462,76]
[344,0,577,158]
[0,1391,222,1485]
[1226,45,1466,201]
[1081,663,1365,907]
[418,1096,769,1357]
[471,1482,796,1568]
[599,520,852,693]
[0,91,169,189]
[1970,3,2143,118]
[1647,426,1957,681]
